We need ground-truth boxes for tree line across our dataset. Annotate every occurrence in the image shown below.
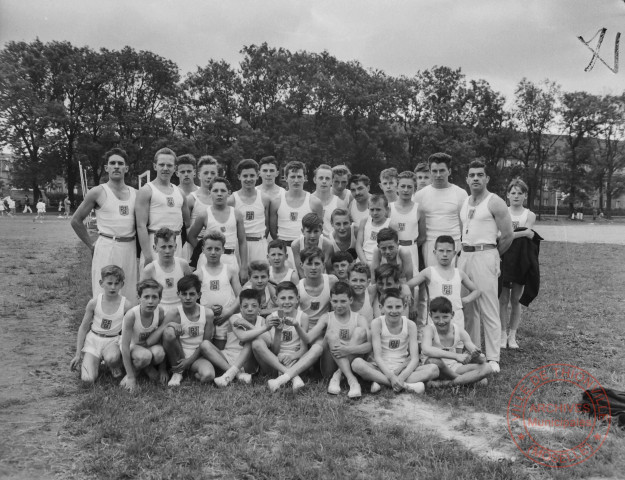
[1,39,624,215]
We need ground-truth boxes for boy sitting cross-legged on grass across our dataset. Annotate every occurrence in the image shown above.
[70,265,132,384]
[119,279,168,391]
[242,261,277,318]
[352,288,439,394]
[202,288,280,387]
[421,296,491,388]
[156,274,215,386]
[267,239,299,285]
[252,281,309,392]
[196,230,242,350]
[141,227,193,315]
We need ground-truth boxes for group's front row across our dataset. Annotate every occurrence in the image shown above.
[71,253,493,398]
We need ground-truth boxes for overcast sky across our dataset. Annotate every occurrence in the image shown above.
[1,0,625,102]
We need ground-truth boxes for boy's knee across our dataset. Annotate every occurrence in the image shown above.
[425,364,440,379]
[80,369,97,385]
[102,348,121,366]
[151,346,166,365]
[251,338,265,353]
[351,357,365,374]
[133,349,152,369]
[196,370,215,383]
[163,326,177,343]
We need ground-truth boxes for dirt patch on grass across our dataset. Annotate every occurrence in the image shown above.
[0,217,88,479]
[355,394,520,463]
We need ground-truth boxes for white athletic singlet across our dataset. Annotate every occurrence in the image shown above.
[270,266,294,285]
[298,274,331,329]
[205,206,237,250]
[349,201,369,227]
[362,217,391,263]
[431,323,462,353]
[389,202,419,244]
[428,267,463,311]
[273,309,303,354]
[320,194,340,237]
[233,191,265,236]
[147,182,184,231]
[200,264,235,339]
[126,305,160,346]
[96,184,136,237]
[152,259,185,310]
[178,305,207,357]
[330,225,357,253]
[277,191,312,241]
[91,293,126,335]
[352,289,374,322]
[460,193,498,245]
[297,235,323,251]
[378,316,410,370]
[224,313,246,354]
[414,184,467,242]
[190,191,211,237]
[509,207,529,230]
[326,311,358,342]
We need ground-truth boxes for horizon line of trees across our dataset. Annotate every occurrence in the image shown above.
[1,39,624,215]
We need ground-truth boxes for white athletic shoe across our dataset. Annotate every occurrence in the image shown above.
[268,377,283,393]
[347,381,362,399]
[370,382,382,394]
[168,372,183,387]
[291,376,305,392]
[508,333,519,349]
[488,361,501,374]
[214,374,233,388]
[236,372,252,385]
[327,370,342,395]
[404,382,425,394]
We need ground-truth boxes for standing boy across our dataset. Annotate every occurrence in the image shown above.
[70,265,132,384]
[35,198,46,223]
[348,174,371,227]
[312,164,346,237]
[379,167,399,204]
[389,171,423,275]
[257,156,285,199]
[331,165,352,203]
[176,154,198,197]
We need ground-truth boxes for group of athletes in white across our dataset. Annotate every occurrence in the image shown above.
[69,147,535,398]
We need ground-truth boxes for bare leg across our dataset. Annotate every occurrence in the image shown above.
[162,326,185,366]
[499,286,510,348]
[450,364,492,386]
[190,358,215,383]
[80,353,100,384]
[508,283,524,348]
[102,342,122,377]
[251,338,287,376]
[200,341,231,372]
[351,358,392,387]
[405,364,439,383]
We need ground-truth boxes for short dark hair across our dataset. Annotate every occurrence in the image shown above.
[204,230,226,246]
[414,162,429,174]
[101,265,125,283]
[369,194,388,208]
[348,174,370,188]
[331,165,351,177]
[268,239,288,253]
[137,279,163,298]
[430,296,453,314]
[300,247,324,264]
[331,250,354,265]
[239,288,262,304]
[348,262,371,280]
[284,160,307,176]
[434,235,455,249]
[376,227,398,244]
[275,281,298,297]
[176,154,197,168]
[331,281,353,298]
[301,213,323,231]
[154,227,177,245]
[209,176,232,192]
[104,147,128,164]
[177,274,201,294]
[381,287,403,305]
[248,260,270,275]
[259,156,279,169]
[237,158,259,175]
[468,159,486,171]
[428,153,452,170]
[375,264,400,283]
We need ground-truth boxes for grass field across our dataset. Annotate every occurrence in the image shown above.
[1,215,624,479]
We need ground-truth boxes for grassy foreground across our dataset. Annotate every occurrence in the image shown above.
[63,241,625,479]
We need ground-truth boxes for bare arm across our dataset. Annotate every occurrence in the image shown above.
[291,240,304,279]
[187,210,207,249]
[70,186,103,253]
[400,249,413,282]
[420,325,465,360]
[120,309,137,380]
[406,269,429,289]
[310,195,324,219]
[490,196,513,256]
[513,211,537,239]
[268,198,279,240]
[291,314,327,344]
[70,299,95,369]
[135,186,153,264]
[181,193,190,230]
[355,218,367,264]
[459,271,481,305]
[397,322,420,382]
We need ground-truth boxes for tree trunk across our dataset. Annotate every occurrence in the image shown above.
[31,178,41,203]
[606,170,613,219]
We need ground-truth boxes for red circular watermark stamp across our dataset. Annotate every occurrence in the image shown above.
[507,363,611,468]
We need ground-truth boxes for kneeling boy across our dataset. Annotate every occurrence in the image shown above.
[420,296,491,387]
[119,279,168,391]
[352,288,438,394]
[70,265,132,384]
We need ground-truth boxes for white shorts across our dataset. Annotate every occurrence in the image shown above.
[92,235,138,303]
[82,331,119,359]
[221,344,242,365]
[213,323,228,341]
[246,237,268,264]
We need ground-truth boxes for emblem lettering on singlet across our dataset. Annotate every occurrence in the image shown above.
[167,197,175,207]
[512,221,519,229]
[166,278,174,288]
[389,339,400,349]
[310,301,320,311]
[282,330,292,342]
[119,205,129,216]
[188,326,200,337]
[443,284,452,295]
[220,226,226,232]
[398,223,405,231]
[290,212,298,222]
[139,332,151,342]
[370,231,377,241]
[210,280,219,291]
[246,211,254,221]
[339,328,350,340]
[101,318,112,330]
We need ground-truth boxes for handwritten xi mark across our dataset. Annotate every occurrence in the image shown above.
[578,28,620,73]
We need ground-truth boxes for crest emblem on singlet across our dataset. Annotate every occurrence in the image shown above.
[290,212,298,222]
[282,330,292,342]
[188,326,200,337]
[246,211,254,221]
[512,221,519,229]
[339,329,350,340]
[166,197,175,207]
[370,231,378,241]
[398,223,405,231]
[119,205,129,216]
[220,226,226,232]
[443,284,452,295]
[165,278,174,288]
[310,301,320,311]
[139,332,151,342]
[389,339,400,349]
[210,280,219,291]
[101,318,112,330]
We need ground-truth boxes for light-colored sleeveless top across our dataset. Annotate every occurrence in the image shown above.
[147,182,184,231]
[91,293,126,335]
[298,274,331,329]
[389,202,419,243]
[460,193,497,245]
[179,305,206,352]
[205,206,237,249]
[152,259,185,308]
[234,191,265,236]
[126,304,160,345]
[428,267,463,311]
[277,191,312,241]
[96,184,136,237]
[509,207,529,230]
